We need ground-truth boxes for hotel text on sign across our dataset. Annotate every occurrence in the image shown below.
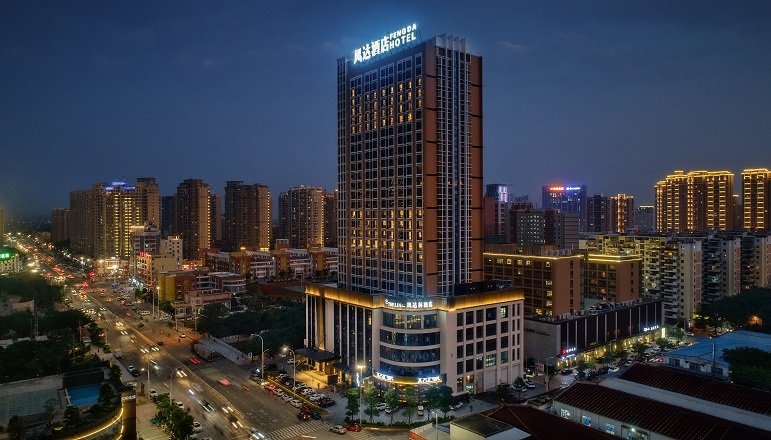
[353,24,417,64]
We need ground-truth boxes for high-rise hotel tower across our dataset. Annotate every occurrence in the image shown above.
[337,32,484,297]
[306,27,523,396]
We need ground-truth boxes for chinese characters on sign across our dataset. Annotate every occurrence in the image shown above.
[416,376,441,384]
[353,24,418,64]
[376,372,394,382]
[385,298,433,309]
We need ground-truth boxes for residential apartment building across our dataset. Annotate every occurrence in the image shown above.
[742,168,771,232]
[635,205,655,233]
[655,170,735,233]
[608,193,634,233]
[224,181,272,251]
[51,208,69,243]
[279,185,324,249]
[484,251,582,318]
[582,253,642,306]
[175,179,211,260]
[69,179,159,259]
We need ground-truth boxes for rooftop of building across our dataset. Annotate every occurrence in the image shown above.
[555,382,771,439]
[305,280,524,311]
[665,330,771,366]
[449,413,517,437]
[618,363,771,416]
[482,404,616,439]
[525,297,661,323]
[0,375,63,425]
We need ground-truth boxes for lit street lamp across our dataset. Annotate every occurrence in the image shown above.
[250,333,265,380]
[169,366,184,401]
[430,410,439,440]
[356,364,364,425]
[283,347,296,390]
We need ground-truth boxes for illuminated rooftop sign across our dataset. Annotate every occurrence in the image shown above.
[385,298,434,309]
[548,186,582,192]
[353,23,417,64]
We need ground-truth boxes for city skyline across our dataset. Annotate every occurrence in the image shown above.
[3,1,771,217]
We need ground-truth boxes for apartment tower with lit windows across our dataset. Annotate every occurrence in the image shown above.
[655,170,735,233]
[742,168,771,232]
[305,29,523,395]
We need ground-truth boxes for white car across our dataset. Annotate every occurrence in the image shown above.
[192,421,203,432]
[375,402,388,411]
[608,365,620,373]
[175,401,184,409]
[450,401,464,411]
[290,399,302,408]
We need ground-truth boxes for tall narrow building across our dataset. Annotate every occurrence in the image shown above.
[306,30,524,395]
[175,179,211,260]
[135,177,161,228]
[608,194,635,233]
[323,191,337,248]
[224,181,271,251]
[742,168,771,232]
[336,34,484,297]
[655,170,734,233]
[51,208,70,243]
[542,184,588,232]
[587,194,610,233]
[279,186,325,249]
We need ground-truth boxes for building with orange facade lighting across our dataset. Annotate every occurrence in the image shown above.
[304,28,525,395]
[655,170,735,233]
[742,168,771,232]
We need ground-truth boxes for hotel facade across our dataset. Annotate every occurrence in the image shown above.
[304,27,524,395]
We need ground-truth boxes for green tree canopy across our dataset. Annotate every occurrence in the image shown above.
[723,347,771,391]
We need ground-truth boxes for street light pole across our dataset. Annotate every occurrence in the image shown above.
[356,364,364,425]
[169,366,183,401]
[283,347,296,390]
[431,410,439,440]
[251,334,265,380]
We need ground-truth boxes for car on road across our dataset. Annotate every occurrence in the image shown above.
[249,427,266,439]
[192,421,203,432]
[330,425,347,434]
[297,412,310,421]
[179,333,186,338]
[450,401,464,411]
[218,378,231,386]
[608,365,620,373]
[523,378,536,389]
[150,345,160,351]
[345,423,361,432]
[127,366,140,377]
[189,357,201,365]
[375,402,388,411]
[148,389,158,400]
[201,401,214,412]
[175,401,184,409]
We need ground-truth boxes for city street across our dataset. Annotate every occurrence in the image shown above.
[76,280,408,440]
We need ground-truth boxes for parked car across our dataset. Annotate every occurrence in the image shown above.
[297,412,310,421]
[345,423,361,432]
[450,401,463,411]
[330,425,347,434]
[375,402,388,411]
[148,389,158,400]
[192,421,203,432]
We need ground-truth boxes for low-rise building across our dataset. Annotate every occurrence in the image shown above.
[663,330,771,378]
[524,298,664,369]
[304,282,524,396]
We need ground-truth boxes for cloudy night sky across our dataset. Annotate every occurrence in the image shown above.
[2,1,771,218]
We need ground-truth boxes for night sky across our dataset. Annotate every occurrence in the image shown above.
[2,1,771,218]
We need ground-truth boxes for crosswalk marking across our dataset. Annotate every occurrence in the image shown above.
[268,420,327,440]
